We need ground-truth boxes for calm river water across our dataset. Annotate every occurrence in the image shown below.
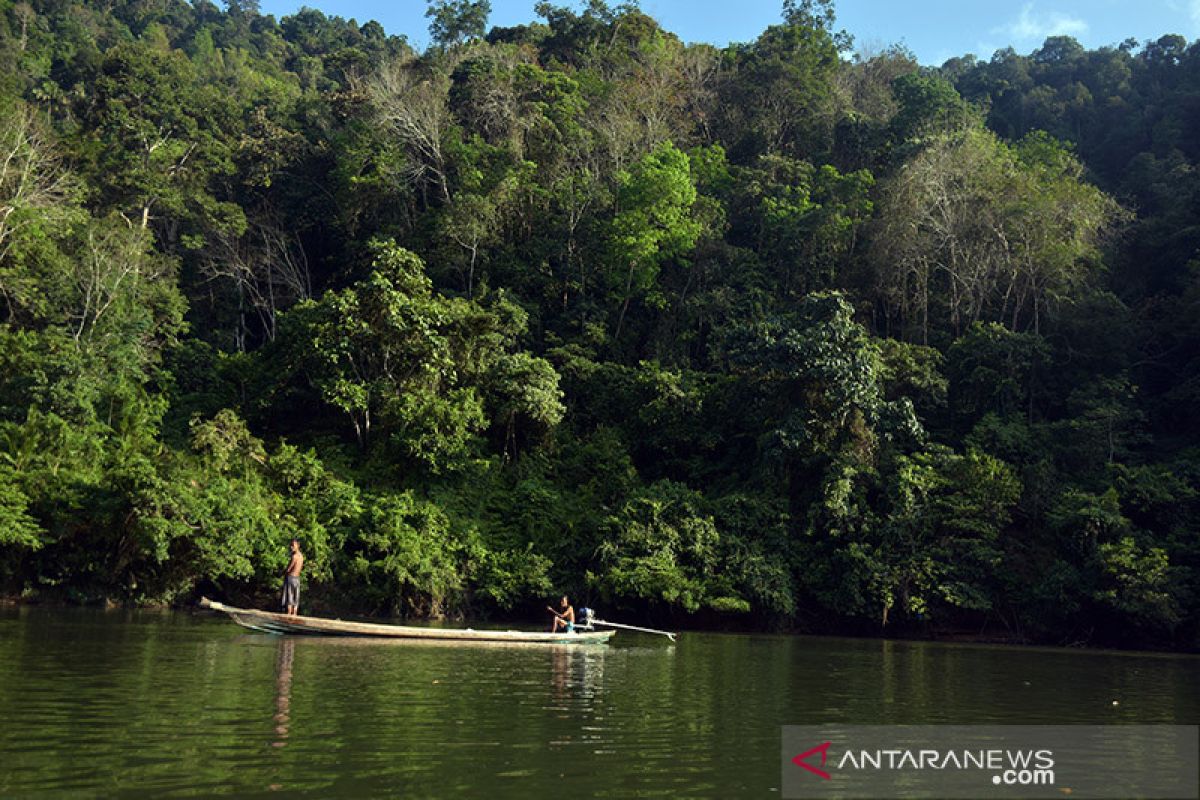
[0,606,1196,797]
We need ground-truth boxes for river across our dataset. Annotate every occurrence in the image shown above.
[0,606,1196,797]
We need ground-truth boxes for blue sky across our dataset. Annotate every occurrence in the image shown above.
[258,0,1200,65]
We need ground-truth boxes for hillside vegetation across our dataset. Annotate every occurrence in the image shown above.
[1,0,1198,648]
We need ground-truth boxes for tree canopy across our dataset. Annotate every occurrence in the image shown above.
[0,0,1198,649]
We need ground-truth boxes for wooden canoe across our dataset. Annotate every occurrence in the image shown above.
[199,598,616,644]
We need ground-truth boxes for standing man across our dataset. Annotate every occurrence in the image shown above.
[282,539,304,616]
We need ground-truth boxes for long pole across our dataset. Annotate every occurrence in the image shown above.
[591,619,677,641]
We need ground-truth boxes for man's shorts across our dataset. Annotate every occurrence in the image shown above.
[281,575,301,610]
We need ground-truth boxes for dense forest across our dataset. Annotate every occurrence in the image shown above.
[0,0,1198,649]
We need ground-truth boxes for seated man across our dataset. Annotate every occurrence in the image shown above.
[548,595,575,633]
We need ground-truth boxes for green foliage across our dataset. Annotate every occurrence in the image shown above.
[611,143,701,278]
[1096,537,1180,632]
[0,466,41,550]
[348,492,465,615]
[427,0,491,47]
[946,323,1049,424]
[876,338,947,415]
[728,292,919,467]
[88,41,243,240]
[282,240,561,470]
[887,447,1021,613]
[0,0,1198,650]
[739,155,874,294]
[721,13,841,158]
[608,141,703,337]
[593,480,726,613]
[710,493,796,615]
[887,73,976,150]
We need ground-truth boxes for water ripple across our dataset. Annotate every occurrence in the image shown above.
[0,609,1196,797]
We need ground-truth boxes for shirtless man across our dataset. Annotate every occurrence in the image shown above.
[281,539,304,616]
[548,595,575,633]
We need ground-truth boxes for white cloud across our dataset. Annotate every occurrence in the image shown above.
[1165,0,1200,31]
[994,3,1089,41]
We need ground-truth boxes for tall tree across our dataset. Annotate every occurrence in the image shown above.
[608,141,703,340]
[426,0,491,48]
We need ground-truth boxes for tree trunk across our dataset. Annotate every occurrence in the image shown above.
[614,261,636,341]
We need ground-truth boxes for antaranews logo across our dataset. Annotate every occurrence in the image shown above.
[790,741,1055,786]
[780,725,1200,800]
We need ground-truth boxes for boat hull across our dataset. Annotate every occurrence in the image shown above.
[200,598,615,644]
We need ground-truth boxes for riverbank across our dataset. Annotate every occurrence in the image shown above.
[4,591,1194,655]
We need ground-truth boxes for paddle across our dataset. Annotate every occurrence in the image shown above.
[588,618,677,642]
[576,608,676,641]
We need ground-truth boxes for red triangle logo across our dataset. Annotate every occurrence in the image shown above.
[792,741,832,780]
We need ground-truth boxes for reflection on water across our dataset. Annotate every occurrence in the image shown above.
[0,607,1195,798]
[272,639,294,748]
